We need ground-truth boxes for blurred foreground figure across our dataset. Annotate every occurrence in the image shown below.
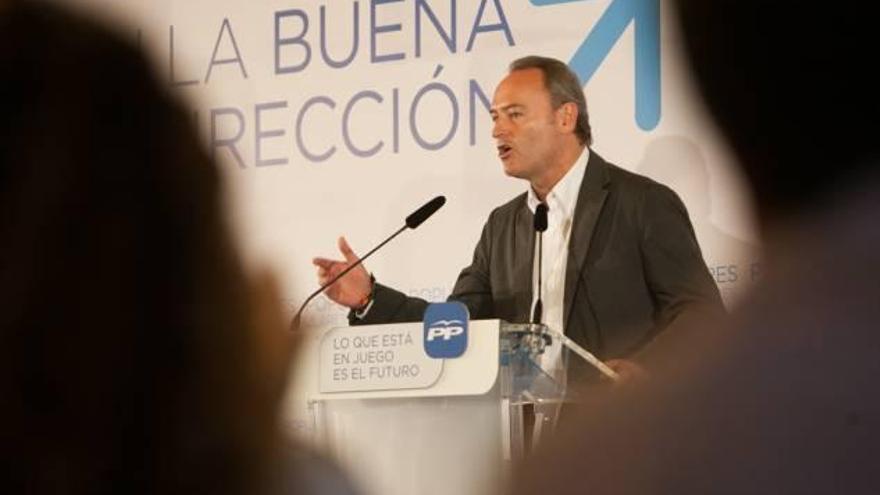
[511,2,880,494]
[0,2,355,494]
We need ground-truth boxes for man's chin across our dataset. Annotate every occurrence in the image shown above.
[501,161,524,179]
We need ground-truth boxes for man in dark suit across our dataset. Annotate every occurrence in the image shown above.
[314,56,721,379]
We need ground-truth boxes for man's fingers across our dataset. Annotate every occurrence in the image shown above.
[316,268,339,286]
[312,257,339,270]
[338,236,360,263]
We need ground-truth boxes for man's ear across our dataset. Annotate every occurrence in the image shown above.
[556,102,578,133]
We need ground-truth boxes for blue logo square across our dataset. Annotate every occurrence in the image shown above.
[423,302,469,359]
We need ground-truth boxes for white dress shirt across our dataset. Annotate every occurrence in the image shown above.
[526,147,589,377]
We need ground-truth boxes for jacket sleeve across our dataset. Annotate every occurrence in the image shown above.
[447,209,496,320]
[638,182,724,336]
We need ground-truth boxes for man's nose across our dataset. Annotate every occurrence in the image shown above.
[492,118,505,139]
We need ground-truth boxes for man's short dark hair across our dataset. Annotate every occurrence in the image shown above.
[510,55,592,146]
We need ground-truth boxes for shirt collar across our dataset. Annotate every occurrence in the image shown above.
[527,147,589,221]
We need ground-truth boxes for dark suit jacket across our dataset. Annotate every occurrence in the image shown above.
[355,151,721,361]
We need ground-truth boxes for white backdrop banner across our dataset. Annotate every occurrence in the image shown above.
[58,0,761,433]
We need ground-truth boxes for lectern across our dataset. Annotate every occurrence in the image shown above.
[307,319,571,495]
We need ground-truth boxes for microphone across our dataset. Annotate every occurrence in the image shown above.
[290,195,446,330]
[532,203,548,324]
[533,202,548,232]
[406,195,446,229]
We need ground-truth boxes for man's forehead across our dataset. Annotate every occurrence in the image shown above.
[491,70,549,110]
[505,67,545,85]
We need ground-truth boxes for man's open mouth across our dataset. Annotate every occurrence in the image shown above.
[497,144,512,159]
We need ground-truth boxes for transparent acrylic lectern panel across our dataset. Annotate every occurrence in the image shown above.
[498,322,569,460]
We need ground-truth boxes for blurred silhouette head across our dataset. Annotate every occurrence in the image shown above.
[674,1,879,227]
[0,2,290,493]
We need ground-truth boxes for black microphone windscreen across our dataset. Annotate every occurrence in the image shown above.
[405,195,446,229]
[534,203,548,232]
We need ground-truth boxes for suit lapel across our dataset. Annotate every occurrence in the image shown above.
[563,151,610,332]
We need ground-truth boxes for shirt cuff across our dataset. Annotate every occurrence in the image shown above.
[352,297,375,319]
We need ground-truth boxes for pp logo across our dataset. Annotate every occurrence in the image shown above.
[423,302,469,359]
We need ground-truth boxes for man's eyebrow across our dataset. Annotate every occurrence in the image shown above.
[490,103,524,113]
